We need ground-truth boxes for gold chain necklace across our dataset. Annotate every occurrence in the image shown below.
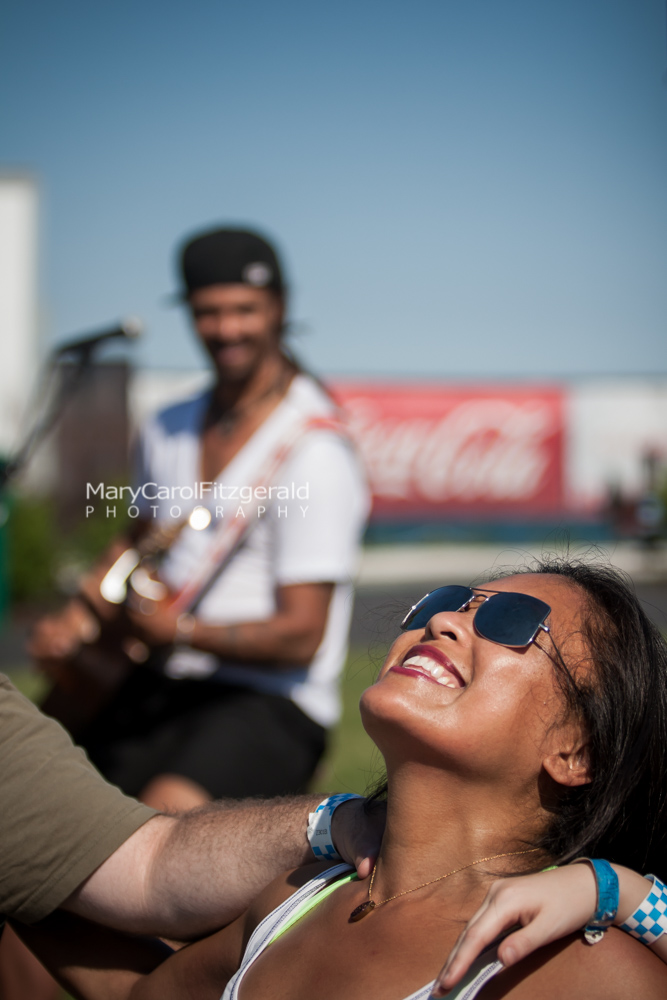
[348,847,540,922]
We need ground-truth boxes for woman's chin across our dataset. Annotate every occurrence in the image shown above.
[360,682,409,742]
[361,665,462,723]
[359,679,454,761]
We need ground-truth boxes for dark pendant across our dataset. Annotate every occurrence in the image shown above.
[348,900,376,922]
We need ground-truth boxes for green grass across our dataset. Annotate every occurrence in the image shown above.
[7,666,49,703]
[311,643,388,795]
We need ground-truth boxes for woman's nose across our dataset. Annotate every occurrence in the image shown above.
[423,609,473,644]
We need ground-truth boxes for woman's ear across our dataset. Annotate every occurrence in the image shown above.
[543,741,592,788]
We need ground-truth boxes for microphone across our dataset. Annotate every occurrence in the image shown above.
[53,317,143,359]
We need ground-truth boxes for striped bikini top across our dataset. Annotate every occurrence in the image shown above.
[221,863,503,1000]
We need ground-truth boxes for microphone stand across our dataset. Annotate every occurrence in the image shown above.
[0,319,142,492]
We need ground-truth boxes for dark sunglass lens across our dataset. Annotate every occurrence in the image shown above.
[474,593,550,646]
[401,585,473,631]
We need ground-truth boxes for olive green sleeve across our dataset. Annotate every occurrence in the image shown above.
[0,674,157,924]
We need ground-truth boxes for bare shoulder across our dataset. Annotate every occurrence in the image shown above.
[483,929,667,999]
[243,861,342,941]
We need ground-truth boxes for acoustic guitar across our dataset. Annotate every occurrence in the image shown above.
[36,517,191,737]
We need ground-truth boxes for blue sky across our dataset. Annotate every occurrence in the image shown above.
[2,0,666,377]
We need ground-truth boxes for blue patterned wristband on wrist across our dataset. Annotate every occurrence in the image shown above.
[620,874,667,946]
[578,858,619,945]
[307,793,363,861]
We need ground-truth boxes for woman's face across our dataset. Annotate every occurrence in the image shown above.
[360,573,592,789]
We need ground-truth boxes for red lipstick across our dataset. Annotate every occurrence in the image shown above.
[389,644,465,687]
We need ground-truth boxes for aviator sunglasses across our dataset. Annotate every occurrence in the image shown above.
[400,585,552,648]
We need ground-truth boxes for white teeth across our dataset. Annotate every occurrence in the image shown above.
[402,655,461,687]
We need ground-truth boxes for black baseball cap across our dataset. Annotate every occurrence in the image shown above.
[177,227,284,298]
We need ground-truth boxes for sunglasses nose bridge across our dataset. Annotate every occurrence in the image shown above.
[467,592,490,607]
[421,603,481,644]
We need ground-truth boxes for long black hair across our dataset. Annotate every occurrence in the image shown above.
[502,557,667,874]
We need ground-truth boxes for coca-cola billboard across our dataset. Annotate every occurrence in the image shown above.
[331,382,565,519]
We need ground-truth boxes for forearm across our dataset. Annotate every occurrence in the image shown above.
[567,861,667,961]
[67,796,321,938]
[147,796,321,932]
[187,617,319,665]
[434,860,667,995]
[66,794,380,940]
[145,794,381,937]
[128,581,333,665]
[186,581,334,666]
[613,864,667,961]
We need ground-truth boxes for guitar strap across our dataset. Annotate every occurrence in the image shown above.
[167,413,351,616]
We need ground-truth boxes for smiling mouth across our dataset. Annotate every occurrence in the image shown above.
[212,342,248,355]
[391,644,465,689]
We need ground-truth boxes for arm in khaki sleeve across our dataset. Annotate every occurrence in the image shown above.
[13,806,382,999]
[0,674,382,933]
[64,795,383,938]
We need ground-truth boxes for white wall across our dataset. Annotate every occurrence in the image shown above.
[566,379,667,510]
[0,175,39,456]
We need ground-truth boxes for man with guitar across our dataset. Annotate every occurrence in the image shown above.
[30,226,369,813]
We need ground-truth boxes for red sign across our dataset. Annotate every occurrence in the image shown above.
[330,382,565,519]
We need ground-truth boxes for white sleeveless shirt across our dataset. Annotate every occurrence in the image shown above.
[221,863,504,1000]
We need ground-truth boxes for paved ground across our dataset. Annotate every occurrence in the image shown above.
[357,541,667,588]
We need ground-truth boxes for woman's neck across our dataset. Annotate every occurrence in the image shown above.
[371,761,548,907]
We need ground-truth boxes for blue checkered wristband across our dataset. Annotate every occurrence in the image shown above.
[575,858,619,945]
[307,794,363,861]
[620,874,667,946]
